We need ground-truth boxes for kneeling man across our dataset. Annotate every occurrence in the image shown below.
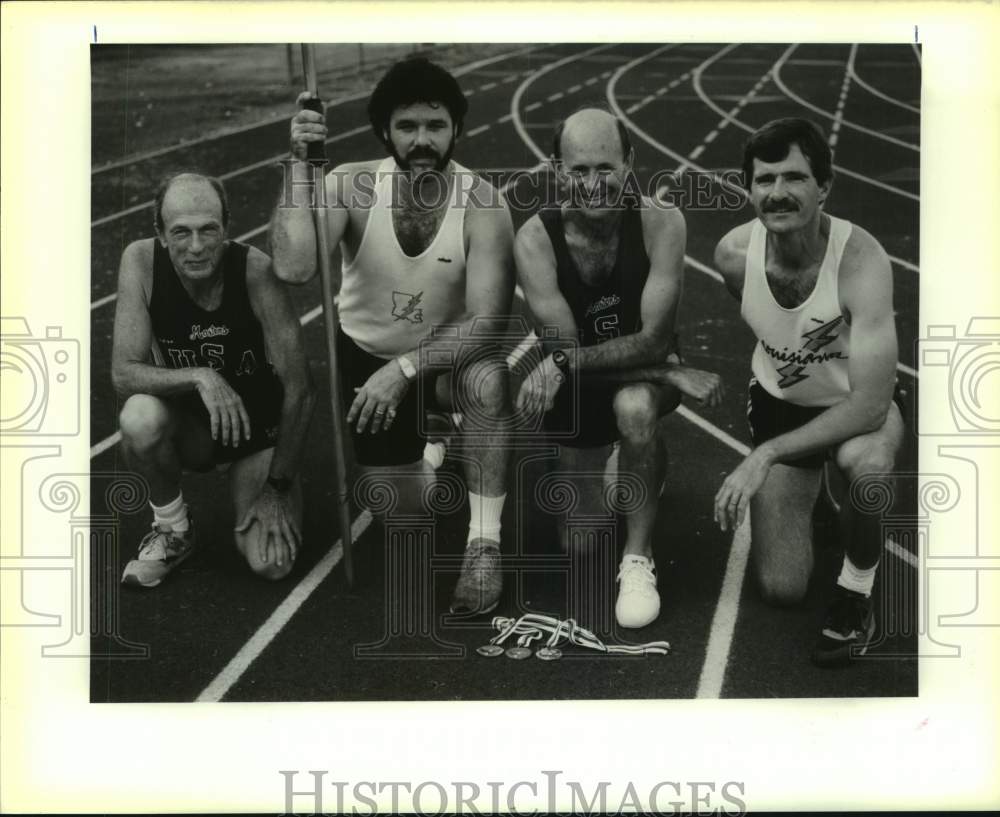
[112,173,315,587]
[713,118,904,666]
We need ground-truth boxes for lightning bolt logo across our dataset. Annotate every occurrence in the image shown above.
[776,362,809,388]
[802,316,844,351]
[391,290,424,323]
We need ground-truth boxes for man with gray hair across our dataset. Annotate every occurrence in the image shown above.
[515,107,723,629]
[112,173,315,587]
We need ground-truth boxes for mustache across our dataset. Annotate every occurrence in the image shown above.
[406,147,441,162]
[763,199,798,212]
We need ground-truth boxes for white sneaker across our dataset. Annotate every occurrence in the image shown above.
[615,554,660,628]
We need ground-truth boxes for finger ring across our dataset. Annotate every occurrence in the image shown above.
[387,408,397,417]
[374,408,386,415]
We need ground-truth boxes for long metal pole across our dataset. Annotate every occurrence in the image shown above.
[301,44,355,587]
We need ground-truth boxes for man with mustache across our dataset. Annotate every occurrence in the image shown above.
[270,57,514,614]
[713,118,904,666]
[515,108,724,629]
[112,173,314,587]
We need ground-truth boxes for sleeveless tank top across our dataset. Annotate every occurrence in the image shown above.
[338,157,470,359]
[538,201,649,347]
[149,240,280,401]
[740,215,853,407]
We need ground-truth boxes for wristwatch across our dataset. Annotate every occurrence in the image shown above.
[267,475,293,492]
[551,349,571,373]
[396,354,417,381]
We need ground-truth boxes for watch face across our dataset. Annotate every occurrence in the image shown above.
[553,350,568,369]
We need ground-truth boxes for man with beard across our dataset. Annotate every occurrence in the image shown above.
[515,108,723,629]
[713,118,904,666]
[270,57,514,615]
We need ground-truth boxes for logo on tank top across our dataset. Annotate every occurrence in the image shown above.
[584,294,621,317]
[188,323,230,341]
[764,315,848,389]
[391,290,424,323]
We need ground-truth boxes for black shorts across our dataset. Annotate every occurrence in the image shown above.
[174,375,282,467]
[337,329,438,467]
[543,348,683,449]
[746,377,906,469]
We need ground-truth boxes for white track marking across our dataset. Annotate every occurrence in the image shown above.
[885,537,918,569]
[466,123,491,137]
[911,43,922,66]
[772,44,919,152]
[828,47,855,150]
[695,519,751,698]
[92,48,544,226]
[547,91,564,102]
[479,81,497,92]
[510,42,620,157]
[91,293,117,311]
[195,508,374,703]
[847,44,920,114]
[689,44,920,204]
[92,46,539,175]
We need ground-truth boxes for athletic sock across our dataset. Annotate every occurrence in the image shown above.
[467,492,505,545]
[836,555,877,597]
[151,493,190,534]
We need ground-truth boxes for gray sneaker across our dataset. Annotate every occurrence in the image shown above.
[121,522,196,588]
[450,538,502,614]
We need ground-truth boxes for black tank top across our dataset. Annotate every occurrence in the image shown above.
[149,240,280,401]
[538,202,649,347]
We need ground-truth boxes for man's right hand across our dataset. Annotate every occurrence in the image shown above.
[664,365,725,408]
[290,92,329,161]
[194,368,251,446]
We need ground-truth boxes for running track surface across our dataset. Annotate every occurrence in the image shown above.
[90,43,921,702]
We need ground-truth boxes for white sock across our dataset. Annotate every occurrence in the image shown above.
[467,492,505,545]
[837,555,877,597]
[151,493,189,533]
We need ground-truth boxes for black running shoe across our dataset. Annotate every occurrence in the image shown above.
[811,586,875,667]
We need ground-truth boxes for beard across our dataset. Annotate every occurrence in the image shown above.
[390,137,455,173]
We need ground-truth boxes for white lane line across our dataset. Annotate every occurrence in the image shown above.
[497,113,513,124]
[704,129,719,144]
[689,145,705,160]
[510,43,620,161]
[525,101,543,112]
[568,84,582,94]
[547,91,564,102]
[847,44,921,115]
[911,43,922,66]
[885,537,918,569]
[466,123,492,137]
[688,46,921,205]
[91,293,117,311]
[585,77,598,86]
[90,124,369,229]
[479,81,498,92]
[828,46,856,150]
[195,508,374,703]
[92,45,540,175]
[695,519,751,699]
[772,44,920,152]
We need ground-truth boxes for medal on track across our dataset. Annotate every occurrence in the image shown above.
[536,647,562,661]
[477,645,505,657]
[505,646,532,660]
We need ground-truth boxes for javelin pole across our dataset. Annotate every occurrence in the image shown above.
[301,43,355,587]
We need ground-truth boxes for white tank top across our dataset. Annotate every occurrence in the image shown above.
[741,215,853,407]
[338,157,470,358]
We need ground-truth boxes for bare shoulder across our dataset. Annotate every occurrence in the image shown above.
[118,238,155,294]
[327,159,382,206]
[841,221,892,277]
[713,220,755,276]
[514,214,553,260]
[464,172,511,233]
[639,196,686,244]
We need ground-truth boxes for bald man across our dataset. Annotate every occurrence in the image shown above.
[515,108,723,628]
[111,173,315,587]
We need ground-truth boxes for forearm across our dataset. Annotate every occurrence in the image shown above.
[402,315,509,378]
[270,160,322,283]
[111,361,204,399]
[575,362,679,386]
[267,381,317,480]
[568,332,669,373]
[758,392,891,464]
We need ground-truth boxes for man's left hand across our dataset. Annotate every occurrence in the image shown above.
[348,360,411,434]
[515,354,564,417]
[236,483,301,567]
[714,447,775,532]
